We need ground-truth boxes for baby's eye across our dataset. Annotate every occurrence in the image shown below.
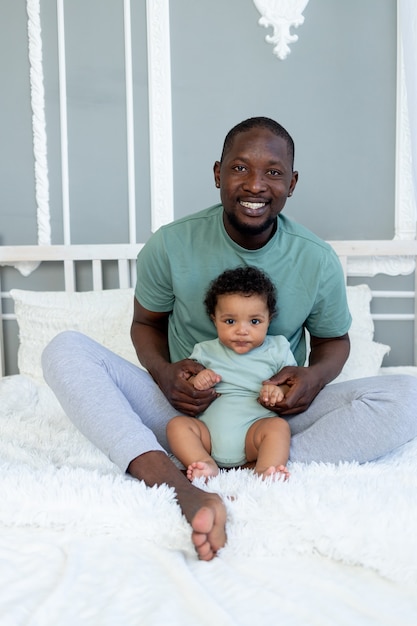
[225,319,235,325]
[251,319,261,325]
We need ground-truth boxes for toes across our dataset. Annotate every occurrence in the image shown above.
[192,533,215,560]
[191,505,226,560]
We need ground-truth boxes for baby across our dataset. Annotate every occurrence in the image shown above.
[167,266,297,481]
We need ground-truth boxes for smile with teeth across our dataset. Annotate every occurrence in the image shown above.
[240,201,266,210]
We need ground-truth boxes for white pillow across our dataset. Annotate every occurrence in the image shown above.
[305,284,390,382]
[331,337,390,384]
[11,283,389,385]
[345,283,375,342]
[10,288,139,383]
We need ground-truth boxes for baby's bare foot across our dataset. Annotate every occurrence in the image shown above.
[187,460,219,481]
[256,464,290,481]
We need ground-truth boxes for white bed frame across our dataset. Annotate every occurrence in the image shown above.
[1,240,417,377]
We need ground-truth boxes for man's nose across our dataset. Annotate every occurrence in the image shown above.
[243,170,267,192]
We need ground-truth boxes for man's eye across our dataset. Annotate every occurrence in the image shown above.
[233,165,246,172]
[268,169,280,176]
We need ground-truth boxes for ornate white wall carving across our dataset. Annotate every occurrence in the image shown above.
[253,0,310,60]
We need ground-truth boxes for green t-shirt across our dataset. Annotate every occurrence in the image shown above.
[135,204,351,365]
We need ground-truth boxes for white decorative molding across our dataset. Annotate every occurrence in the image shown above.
[56,0,71,245]
[253,0,310,60]
[22,0,51,275]
[146,0,174,232]
[347,255,415,277]
[395,29,416,240]
[123,0,137,245]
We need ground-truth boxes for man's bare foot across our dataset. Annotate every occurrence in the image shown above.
[128,451,227,560]
[255,464,290,481]
[190,501,225,561]
[173,481,227,561]
[187,460,219,481]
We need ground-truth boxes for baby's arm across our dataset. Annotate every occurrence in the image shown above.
[191,368,221,391]
[259,383,290,407]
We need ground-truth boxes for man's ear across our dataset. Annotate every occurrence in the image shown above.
[288,170,299,196]
[213,161,221,188]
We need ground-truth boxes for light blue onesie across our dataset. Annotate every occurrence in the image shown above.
[190,335,297,467]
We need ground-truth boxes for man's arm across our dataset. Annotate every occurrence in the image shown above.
[260,334,350,416]
[307,333,350,382]
[130,298,217,416]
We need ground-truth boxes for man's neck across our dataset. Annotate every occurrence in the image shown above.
[223,215,278,250]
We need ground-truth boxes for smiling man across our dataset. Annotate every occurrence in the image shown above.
[215,118,297,246]
[42,117,417,562]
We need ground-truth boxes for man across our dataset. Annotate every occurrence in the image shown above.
[43,117,417,561]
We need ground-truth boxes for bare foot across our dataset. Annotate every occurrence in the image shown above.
[187,460,219,481]
[190,501,225,561]
[256,464,290,481]
[176,484,227,560]
[128,451,227,560]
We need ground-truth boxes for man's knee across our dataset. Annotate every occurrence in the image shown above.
[42,330,87,380]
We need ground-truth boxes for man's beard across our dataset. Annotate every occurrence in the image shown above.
[226,211,277,236]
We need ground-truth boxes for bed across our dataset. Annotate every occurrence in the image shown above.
[1,241,417,625]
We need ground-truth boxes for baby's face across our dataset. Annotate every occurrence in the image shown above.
[211,293,270,354]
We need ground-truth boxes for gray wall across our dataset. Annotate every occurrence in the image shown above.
[1,0,406,373]
[1,0,397,246]
[170,0,397,240]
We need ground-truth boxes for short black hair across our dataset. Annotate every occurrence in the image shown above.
[204,266,277,319]
[220,117,295,169]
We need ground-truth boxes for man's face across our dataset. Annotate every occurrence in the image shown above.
[214,128,298,248]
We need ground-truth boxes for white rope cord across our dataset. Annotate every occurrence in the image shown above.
[20,0,51,275]
[3,0,51,276]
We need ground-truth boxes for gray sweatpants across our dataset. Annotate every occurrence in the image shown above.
[42,330,417,471]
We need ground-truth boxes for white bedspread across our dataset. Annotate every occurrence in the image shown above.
[1,374,417,625]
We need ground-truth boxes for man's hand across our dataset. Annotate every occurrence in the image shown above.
[259,334,350,416]
[131,299,218,416]
[259,365,323,415]
[156,359,218,416]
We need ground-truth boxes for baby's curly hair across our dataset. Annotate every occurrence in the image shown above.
[204,266,277,319]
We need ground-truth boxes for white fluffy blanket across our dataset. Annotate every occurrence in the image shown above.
[1,374,417,625]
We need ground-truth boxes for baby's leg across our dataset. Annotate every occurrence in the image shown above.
[245,417,291,480]
[166,416,219,480]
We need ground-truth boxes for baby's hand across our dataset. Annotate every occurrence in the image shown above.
[192,368,221,390]
[259,383,286,407]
